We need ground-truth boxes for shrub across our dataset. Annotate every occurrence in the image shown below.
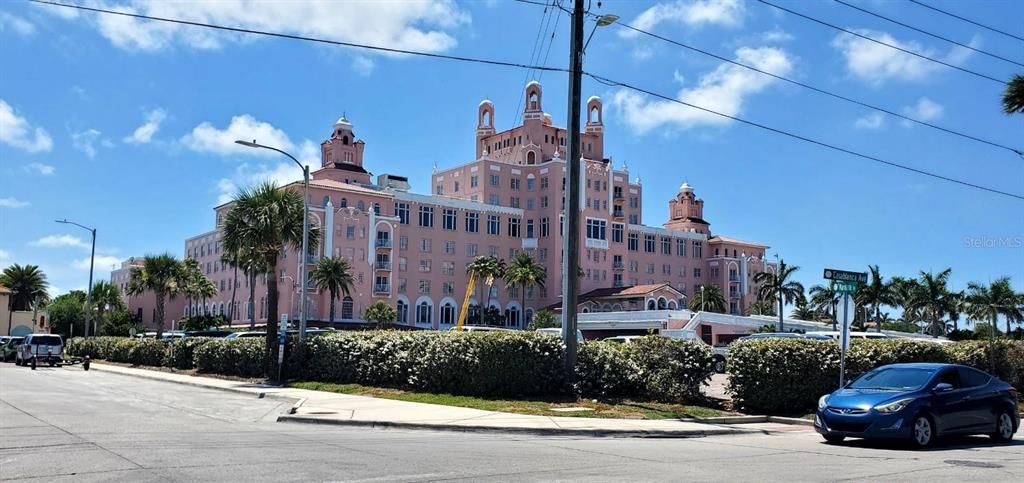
[624,336,714,403]
[165,338,214,370]
[194,338,266,378]
[575,341,638,398]
[727,338,839,414]
[944,340,1020,384]
[127,339,168,367]
[845,339,949,378]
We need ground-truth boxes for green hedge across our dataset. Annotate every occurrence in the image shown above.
[165,338,214,370]
[575,342,639,398]
[727,338,1024,414]
[127,339,168,367]
[193,338,265,378]
[625,337,714,402]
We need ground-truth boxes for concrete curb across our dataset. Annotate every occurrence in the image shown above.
[766,416,815,427]
[276,414,755,438]
[90,363,303,409]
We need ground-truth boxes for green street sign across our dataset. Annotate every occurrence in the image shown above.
[823,268,868,284]
[833,281,859,294]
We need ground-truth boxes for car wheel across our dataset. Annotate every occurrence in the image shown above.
[991,411,1015,442]
[911,414,935,448]
[823,434,845,444]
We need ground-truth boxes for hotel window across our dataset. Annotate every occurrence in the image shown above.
[419,260,431,273]
[540,177,549,189]
[487,215,500,235]
[470,175,478,188]
[488,245,499,257]
[346,226,355,240]
[644,234,656,253]
[420,239,431,253]
[677,239,687,257]
[539,217,549,237]
[526,178,535,191]
[661,237,672,255]
[540,196,548,208]
[490,174,500,186]
[629,214,638,224]
[526,219,535,238]
[508,218,521,238]
[663,264,672,275]
[629,261,638,272]
[488,194,500,205]
[510,197,520,208]
[398,257,408,272]
[526,198,535,210]
[443,282,455,297]
[679,265,686,277]
[399,236,408,250]
[628,233,639,251]
[612,223,624,243]
[539,248,547,262]
[467,243,478,257]
[586,218,606,240]
[435,185,443,195]
[419,280,431,294]
[454,181,460,193]
[442,261,455,276]
[398,279,407,294]
[693,241,704,258]
[646,263,655,274]
[694,268,702,278]
[418,206,434,227]
[465,212,479,233]
[510,178,520,191]
[629,197,638,209]
[586,179,592,190]
[442,208,456,230]
[444,240,456,255]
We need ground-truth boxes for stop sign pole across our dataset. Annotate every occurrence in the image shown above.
[824,269,866,387]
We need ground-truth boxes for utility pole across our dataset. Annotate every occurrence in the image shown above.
[57,219,95,337]
[778,258,785,332]
[561,0,585,379]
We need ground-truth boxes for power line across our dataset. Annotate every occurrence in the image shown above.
[609,19,1023,156]
[537,3,564,83]
[907,0,1024,43]
[586,72,1023,201]
[30,0,569,75]
[834,0,1024,67]
[514,0,556,125]
[755,0,1008,85]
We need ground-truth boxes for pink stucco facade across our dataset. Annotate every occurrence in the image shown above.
[116,82,775,331]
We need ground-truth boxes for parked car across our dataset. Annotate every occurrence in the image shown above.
[815,363,1019,448]
[15,334,64,367]
[225,331,265,340]
[603,335,643,344]
[1,336,25,362]
[805,331,895,340]
[449,325,516,333]
[535,327,585,343]
[184,330,234,338]
[739,332,833,341]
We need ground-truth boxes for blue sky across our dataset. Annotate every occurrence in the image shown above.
[1,0,1021,312]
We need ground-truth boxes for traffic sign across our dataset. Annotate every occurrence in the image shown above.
[833,280,859,294]
[823,268,868,284]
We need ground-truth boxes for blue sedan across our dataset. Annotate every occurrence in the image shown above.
[815,363,1019,448]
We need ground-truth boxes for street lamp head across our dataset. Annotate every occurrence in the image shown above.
[234,139,260,148]
[596,14,619,27]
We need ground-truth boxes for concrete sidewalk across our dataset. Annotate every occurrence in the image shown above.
[90,363,804,438]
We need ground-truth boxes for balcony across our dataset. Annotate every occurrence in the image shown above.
[729,275,739,282]
[305,255,319,264]
[585,238,609,250]
[613,261,625,270]
[375,238,392,248]
[612,209,624,219]
[521,238,538,250]
[612,280,625,288]
[374,284,391,295]
[375,261,392,271]
[613,193,624,200]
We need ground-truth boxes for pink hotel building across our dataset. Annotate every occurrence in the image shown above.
[113,82,777,333]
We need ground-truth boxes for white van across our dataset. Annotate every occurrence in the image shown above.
[805,331,894,340]
[15,334,64,367]
[535,327,585,343]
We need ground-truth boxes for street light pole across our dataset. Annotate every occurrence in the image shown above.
[701,285,705,313]
[57,219,96,337]
[778,257,786,332]
[235,140,311,342]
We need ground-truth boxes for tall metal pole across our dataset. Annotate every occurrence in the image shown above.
[561,0,585,378]
[839,292,850,387]
[299,166,310,341]
[701,285,705,312]
[778,258,785,332]
[86,228,96,336]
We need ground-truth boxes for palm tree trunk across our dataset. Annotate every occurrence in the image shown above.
[266,267,281,380]
[875,305,882,333]
[248,273,256,330]
[521,284,527,330]
[155,292,166,338]
[329,292,336,325]
[229,265,238,323]
[990,313,998,373]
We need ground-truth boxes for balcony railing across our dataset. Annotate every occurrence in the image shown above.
[612,261,625,269]
[375,261,392,271]
[612,280,625,288]
[613,193,624,200]
[729,276,739,282]
[375,239,392,248]
[612,210,624,218]
[374,284,390,295]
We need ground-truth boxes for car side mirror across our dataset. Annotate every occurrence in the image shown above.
[933,383,954,393]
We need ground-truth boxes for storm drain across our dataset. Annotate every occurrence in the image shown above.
[944,460,1003,469]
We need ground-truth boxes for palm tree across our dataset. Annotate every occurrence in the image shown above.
[195,277,217,316]
[179,258,202,313]
[888,276,923,329]
[504,252,546,329]
[1,264,49,335]
[364,301,396,329]
[967,277,1023,336]
[466,256,506,323]
[89,280,123,335]
[809,284,840,330]
[310,256,354,324]
[946,291,966,333]
[855,265,893,332]
[791,301,816,321]
[221,181,317,376]
[689,285,726,313]
[220,251,243,323]
[754,264,805,320]
[1003,74,1024,114]
[917,269,954,336]
[126,253,183,338]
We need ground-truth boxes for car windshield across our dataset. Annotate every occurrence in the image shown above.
[30,336,62,346]
[849,367,935,391]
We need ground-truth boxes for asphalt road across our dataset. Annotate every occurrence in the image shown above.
[1,363,1022,482]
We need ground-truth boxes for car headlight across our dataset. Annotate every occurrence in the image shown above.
[874,398,914,413]
[818,395,829,409]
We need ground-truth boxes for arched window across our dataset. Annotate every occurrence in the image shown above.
[417,301,432,324]
[529,92,539,110]
[590,106,599,123]
[219,302,225,315]
[612,303,622,311]
[524,308,534,325]
[373,203,381,215]
[483,110,491,127]
[601,303,612,312]
[340,198,348,208]
[527,151,536,164]
[658,297,667,310]
[396,300,409,323]
[341,296,354,319]
[322,196,331,207]
[667,300,677,310]
[356,200,366,212]
[507,306,520,327]
[343,135,350,145]
[646,300,656,310]
[440,302,456,325]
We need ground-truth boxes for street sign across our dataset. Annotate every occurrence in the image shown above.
[823,269,868,284]
[833,280,859,294]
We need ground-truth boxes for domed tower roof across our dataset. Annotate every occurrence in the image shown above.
[679,181,693,194]
[334,115,353,129]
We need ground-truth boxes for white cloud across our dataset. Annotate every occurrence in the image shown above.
[757,27,793,43]
[0,99,53,153]
[0,249,10,267]
[610,46,793,133]
[900,97,943,127]
[182,114,297,157]
[31,235,90,250]
[44,0,468,58]
[216,162,302,205]
[632,45,655,61]
[672,69,687,85]
[123,108,166,144]
[72,128,103,158]
[0,197,30,208]
[24,162,56,176]
[72,255,123,271]
[854,112,885,130]
[352,56,375,76]
[832,29,976,84]
[620,0,744,38]
[0,11,36,36]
